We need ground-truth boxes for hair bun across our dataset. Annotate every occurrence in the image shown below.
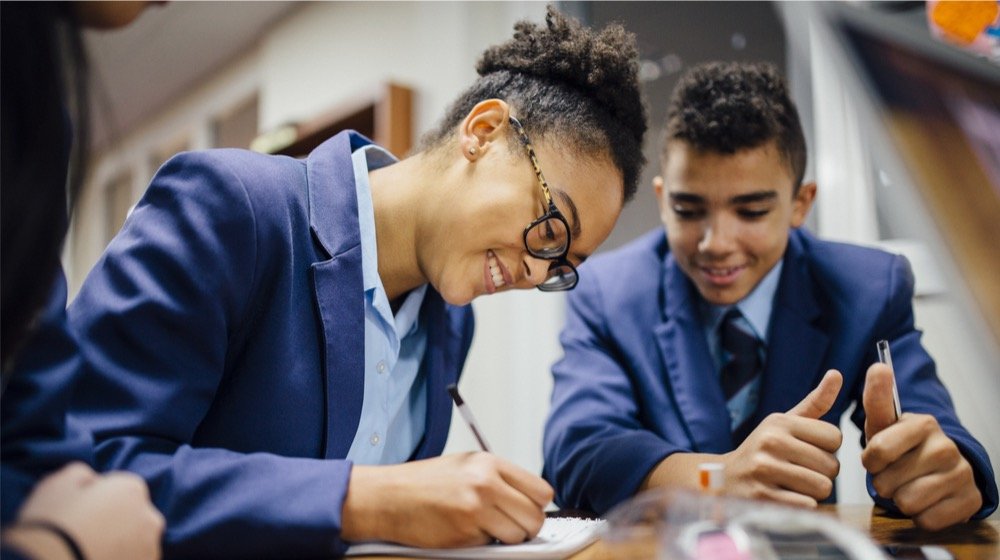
[476,5,644,143]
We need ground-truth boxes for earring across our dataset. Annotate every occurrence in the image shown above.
[468,146,478,156]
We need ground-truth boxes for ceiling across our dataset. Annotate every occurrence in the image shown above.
[84,1,300,150]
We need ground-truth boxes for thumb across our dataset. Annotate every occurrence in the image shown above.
[863,362,897,439]
[788,369,843,419]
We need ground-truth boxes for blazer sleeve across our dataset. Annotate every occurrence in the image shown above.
[853,254,998,519]
[68,152,353,558]
[542,271,682,514]
[1,271,93,523]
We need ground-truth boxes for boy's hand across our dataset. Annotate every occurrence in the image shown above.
[862,363,982,530]
[722,370,844,508]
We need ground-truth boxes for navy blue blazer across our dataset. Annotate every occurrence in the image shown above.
[67,131,475,558]
[1,271,94,522]
[543,228,997,518]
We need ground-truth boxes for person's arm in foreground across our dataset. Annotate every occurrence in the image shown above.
[1,462,164,560]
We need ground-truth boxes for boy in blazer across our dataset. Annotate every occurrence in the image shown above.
[543,61,997,530]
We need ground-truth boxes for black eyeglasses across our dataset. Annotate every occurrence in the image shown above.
[508,116,578,292]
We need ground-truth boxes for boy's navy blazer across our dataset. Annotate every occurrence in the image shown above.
[67,131,475,558]
[543,228,997,518]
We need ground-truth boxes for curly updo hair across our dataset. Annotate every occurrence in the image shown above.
[664,61,807,190]
[422,5,647,202]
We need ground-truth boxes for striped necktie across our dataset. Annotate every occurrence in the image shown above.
[719,308,763,443]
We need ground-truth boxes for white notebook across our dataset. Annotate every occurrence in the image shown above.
[344,516,606,559]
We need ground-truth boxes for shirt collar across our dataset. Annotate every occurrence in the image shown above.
[701,260,783,342]
[351,144,399,293]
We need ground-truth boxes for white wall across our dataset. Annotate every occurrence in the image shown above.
[259,1,541,142]
[68,52,262,293]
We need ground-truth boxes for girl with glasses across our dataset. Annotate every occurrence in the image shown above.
[63,6,646,557]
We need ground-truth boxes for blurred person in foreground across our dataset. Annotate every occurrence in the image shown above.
[1,2,165,559]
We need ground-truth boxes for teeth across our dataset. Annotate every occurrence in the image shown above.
[706,266,738,276]
[489,255,506,288]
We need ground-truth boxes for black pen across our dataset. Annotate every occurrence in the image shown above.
[447,383,492,452]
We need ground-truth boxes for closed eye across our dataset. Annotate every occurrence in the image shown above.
[672,205,705,220]
[543,220,556,240]
[737,207,772,219]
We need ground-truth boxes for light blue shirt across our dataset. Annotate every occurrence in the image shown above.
[700,261,783,429]
[345,145,429,465]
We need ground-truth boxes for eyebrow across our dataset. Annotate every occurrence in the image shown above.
[552,189,588,263]
[730,191,778,204]
[554,189,583,238]
[669,190,779,205]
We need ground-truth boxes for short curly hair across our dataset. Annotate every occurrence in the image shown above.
[664,61,807,190]
[421,5,647,202]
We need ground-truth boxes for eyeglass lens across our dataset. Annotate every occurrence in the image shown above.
[525,217,570,259]
[537,262,577,292]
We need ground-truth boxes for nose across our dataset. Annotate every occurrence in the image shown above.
[697,215,738,256]
[520,254,551,288]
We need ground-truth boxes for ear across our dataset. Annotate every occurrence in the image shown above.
[790,181,817,227]
[653,176,666,212]
[459,99,511,161]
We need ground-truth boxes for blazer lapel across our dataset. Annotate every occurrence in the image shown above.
[754,232,830,422]
[305,131,375,459]
[655,254,732,452]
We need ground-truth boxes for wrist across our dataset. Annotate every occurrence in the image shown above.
[341,465,391,542]
[2,523,79,560]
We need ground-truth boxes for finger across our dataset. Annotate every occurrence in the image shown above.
[47,461,99,488]
[101,471,153,498]
[490,478,547,539]
[912,495,978,532]
[751,423,841,479]
[869,425,969,500]
[758,486,820,509]
[787,370,842,419]
[740,449,834,502]
[476,506,531,544]
[863,363,897,440]
[861,415,937,474]
[496,460,555,509]
[783,416,844,454]
[787,442,841,482]
[771,461,836,502]
[886,471,951,518]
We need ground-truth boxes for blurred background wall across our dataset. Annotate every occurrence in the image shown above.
[66,1,999,506]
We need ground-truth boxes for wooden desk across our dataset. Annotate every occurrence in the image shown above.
[571,504,999,560]
[828,505,998,560]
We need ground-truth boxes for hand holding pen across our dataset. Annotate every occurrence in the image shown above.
[340,385,554,547]
[860,339,982,530]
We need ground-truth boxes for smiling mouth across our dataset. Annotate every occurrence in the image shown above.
[699,264,746,285]
[486,250,509,293]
